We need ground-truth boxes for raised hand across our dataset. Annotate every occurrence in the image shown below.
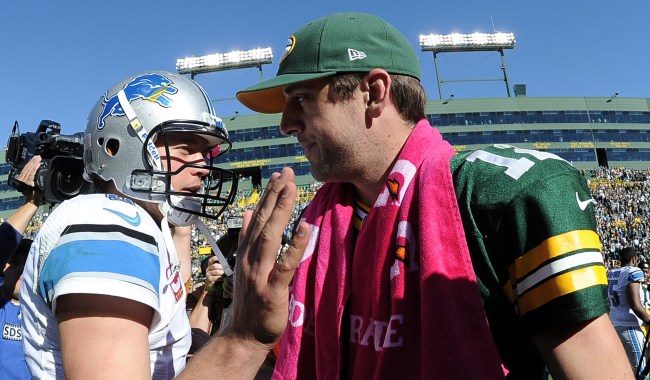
[14,155,43,205]
[228,167,310,346]
[179,167,310,379]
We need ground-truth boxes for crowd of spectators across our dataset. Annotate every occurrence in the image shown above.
[586,167,650,268]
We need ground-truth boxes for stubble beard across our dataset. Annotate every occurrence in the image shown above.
[308,144,354,183]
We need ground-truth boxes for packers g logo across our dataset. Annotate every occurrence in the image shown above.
[281,35,296,64]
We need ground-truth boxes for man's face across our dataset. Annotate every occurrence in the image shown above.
[279,78,368,183]
[155,132,210,195]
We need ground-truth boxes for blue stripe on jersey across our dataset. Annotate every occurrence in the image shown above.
[629,269,645,283]
[39,239,160,304]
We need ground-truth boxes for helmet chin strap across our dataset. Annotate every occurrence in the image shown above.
[160,194,233,277]
[161,194,199,227]
[195,218,234,277]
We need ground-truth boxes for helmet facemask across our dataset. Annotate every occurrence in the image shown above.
[129,120,238,222]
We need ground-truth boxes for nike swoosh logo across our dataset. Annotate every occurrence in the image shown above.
[576,192,596,211]
[104,208,142,226]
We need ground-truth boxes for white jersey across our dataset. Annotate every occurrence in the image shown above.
[20,193,191,379]
[608,265,645,327]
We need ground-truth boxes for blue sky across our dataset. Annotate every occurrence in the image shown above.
[2,1,649,147]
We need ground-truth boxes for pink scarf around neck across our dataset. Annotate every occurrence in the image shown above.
[273,120,505,379]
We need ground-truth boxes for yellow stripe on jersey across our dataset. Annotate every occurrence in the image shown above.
[509,230,601,283]
[518,265,608,315]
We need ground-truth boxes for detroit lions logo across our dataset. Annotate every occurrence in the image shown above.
[97,73,178,129]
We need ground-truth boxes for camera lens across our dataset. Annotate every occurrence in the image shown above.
[41,156,91,204]
[53,167,85,197]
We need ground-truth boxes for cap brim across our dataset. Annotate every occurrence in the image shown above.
[236,72,336,114]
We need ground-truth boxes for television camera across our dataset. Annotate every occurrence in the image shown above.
[6,120,92,204]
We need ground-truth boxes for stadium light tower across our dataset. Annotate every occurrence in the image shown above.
[419,32,516,99]
[176,47,273,80]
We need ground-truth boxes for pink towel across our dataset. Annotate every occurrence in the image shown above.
[273,120,505,379]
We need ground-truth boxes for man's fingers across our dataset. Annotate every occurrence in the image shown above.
[242,172,281,246]
[207,267,224,276]
[248,171,287,237]
[253,171,281,219]
[272,221,309,287]
[234,167,301,289]
[242,168,296,269]
[16,155,42,185]
[239,209,253,250]
[255,168,297,270]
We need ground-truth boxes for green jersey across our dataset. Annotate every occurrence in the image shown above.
[450,144,609,377]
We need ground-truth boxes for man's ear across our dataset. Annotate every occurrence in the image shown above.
[364,69,391,118]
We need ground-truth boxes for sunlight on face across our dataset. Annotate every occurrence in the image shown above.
[156,133,210,194]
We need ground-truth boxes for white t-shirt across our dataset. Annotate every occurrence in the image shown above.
[20,193,191,379]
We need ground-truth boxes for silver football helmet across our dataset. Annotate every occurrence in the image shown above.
[84,71,237,220]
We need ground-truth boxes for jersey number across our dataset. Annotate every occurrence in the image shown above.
[466,148,567,180]
[607,279,621,307]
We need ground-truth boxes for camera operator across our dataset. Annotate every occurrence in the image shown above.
[0,155,43,380]
[0,155,43,268]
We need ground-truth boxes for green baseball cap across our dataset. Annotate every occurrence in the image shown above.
[236,12,421,114]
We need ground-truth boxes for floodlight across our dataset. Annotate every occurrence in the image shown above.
[420,32,516,52]
[419,31,516,98]
[176,47,273,76]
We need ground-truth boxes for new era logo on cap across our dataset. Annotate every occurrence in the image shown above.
[348,48,367,61]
